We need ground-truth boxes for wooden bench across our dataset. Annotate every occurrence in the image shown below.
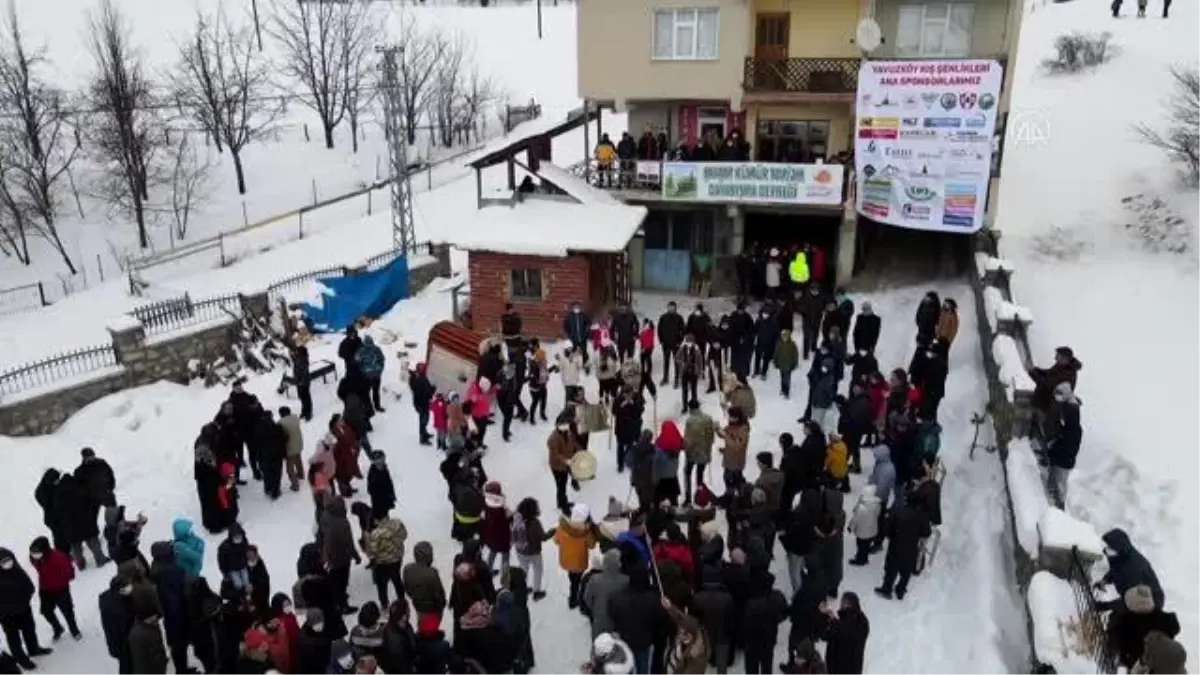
[277,359,338,395]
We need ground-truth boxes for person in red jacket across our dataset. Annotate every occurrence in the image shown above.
[652,524,695,585]
[28,536,80,641]
[270,593,300,672]
[215,462,240,531]
[480,481,512,577]
[638,319,656,376]
[654,420,685,506]
[867,373,889,446]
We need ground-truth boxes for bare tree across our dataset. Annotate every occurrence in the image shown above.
[429,34,465,148]
[85,0,161,248]
[164,133,212,243]
[1134,65,1200,187]
[0,0,82,272]
[267,0,381,149]
[175,8,282,194]
[457,69,499,145]
[396,17,444,144]
[338,4,379,154]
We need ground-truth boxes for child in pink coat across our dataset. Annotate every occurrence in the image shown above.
[465,378,496,447]
[589,320,611,355]
[430,393,448,450]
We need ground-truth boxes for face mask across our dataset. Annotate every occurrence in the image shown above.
[0,560,13,570]
[232,537,244,545]
[311,623,325,633]
[858,350,867,356]
[556,424,570,432]
[29,552,43,560]
[338,655,355,669]
[283,605,294,615]
[120,585,134,595]
[248,559,259,567]
[1103,547,1116,557]
[572,307,580,314]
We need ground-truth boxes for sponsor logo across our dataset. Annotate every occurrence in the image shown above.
[814,169,834,184]
[861,177,893,218]
[939,93,958,110]
[916,149,944,160]
[959,92,978,110]
[859,117,899,140]
[905,184,937,202]
[978,93,996,111]
[948,147,984,160]
[902,202,932,220]
[945,164,986,180]
[862,164,877,178]
[863,140,880,155]
[901,117,920,127]
[902,94,920,110]
[858,128,898,140]
[921,92,939,109]
[860,93,873,106]
[885,147,913,160]
[942,183,978,227]
[900,129,939,140]
[923,117,962,129]
[964,114,987,128]
[877,165,903,178]
[908,164,941,179]
[949,130,988,143]
[1008,109,1051,147]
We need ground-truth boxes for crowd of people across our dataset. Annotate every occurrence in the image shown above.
[0,267,1185,674]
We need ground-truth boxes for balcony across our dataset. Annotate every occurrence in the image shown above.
[742,57,861,99]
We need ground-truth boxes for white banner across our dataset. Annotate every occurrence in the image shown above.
[854,59,1004,233]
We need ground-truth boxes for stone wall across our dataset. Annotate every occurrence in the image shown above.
[0,250,450,437]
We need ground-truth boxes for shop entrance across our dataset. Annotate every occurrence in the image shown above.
[641,208,717,294]
[743,210,842,291]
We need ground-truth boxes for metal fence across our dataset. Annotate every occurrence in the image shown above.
[131,293,242,337]
[266,265,347,301]
[0,344,118,400]
[1068,546,1120,673]
[0,282,50,317]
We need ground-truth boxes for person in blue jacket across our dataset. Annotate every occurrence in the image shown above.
[354,336,387,413]
[614,514,651,571]
[562,302,592,366]
[171,518,205,578]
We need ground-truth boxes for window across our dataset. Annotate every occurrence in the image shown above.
[509,269,543,301]
[896,3,975,57]
[652,8,719,60]
[755,120,831,163]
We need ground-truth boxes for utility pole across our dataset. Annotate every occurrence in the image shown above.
[377,45,417,255]
[536,0,543,39]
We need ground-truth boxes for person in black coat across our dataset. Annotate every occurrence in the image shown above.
[563,303,591,366]
[852,303,881,354]
[51,472,107,571]
[246,546,271,619]
[742,571,789,675]
[788,560,829,651]
[338,326,364,379]
[409,365,436,446]
[657,303,685,386]
[797,286,826,361]
[0,549,48,671]
[289,344,314,421]
[1047,384,1083,501]
[914,292,940,346]
[366,451,397,520]
[216,586,255,674]
[753,305,780,379]
[611,386,644,473]
[685,305,712,355]
[99,574,134,674]
[147,542,190,674]
[296,546,347,641]
[296,607,333,674]
[34,470,67,553]
[839,384,874,473]
[608,567,666,674]
[1094,528,1164,611]
[254,410,288,500]
[185,577,221,674]
[821,591,869,674]
[76,448,116,557]
[610,302,640,363]
[874,502,931,601]
[690,566,733,671]
[500,304,523,345]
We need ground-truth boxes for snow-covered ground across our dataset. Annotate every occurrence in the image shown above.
[0,281,1027,673]
[0,0,580,294]
[998,0,1199,663]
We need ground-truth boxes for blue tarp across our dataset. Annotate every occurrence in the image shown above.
[301,256,410,332]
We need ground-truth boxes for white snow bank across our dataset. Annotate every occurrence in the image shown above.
[1006,438,1051,557]
[1027,571,1099,674]
[1038,507,1106,558]
[437,199,647,257]
[996,301,1034,325]
[983,286,1034,333]
[986,256,1016,274]
[992,335,1036,401]
[975,252,990,279]
[983,286,1005,332]
[104,314,144,333]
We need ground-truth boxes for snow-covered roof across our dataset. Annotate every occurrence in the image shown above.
[535,162,622,207]
[439,198,647,257]
[466,107,594,169]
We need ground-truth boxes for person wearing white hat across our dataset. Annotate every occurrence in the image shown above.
[765,248,783,300]
[587,632,635,674]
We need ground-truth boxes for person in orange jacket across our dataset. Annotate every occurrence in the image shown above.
[554,503,597,610]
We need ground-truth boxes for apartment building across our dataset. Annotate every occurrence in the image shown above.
[576,0,1023,292]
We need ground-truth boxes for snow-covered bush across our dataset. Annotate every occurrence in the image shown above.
[1133,65,1200,187]
[1042,32,1115,74]
[1120,192,1193,254]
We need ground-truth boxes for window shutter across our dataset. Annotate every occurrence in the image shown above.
[896,6,923,56]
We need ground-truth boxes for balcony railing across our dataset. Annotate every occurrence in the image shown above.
[743,57,861,94]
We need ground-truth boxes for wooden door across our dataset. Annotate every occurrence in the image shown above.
[754,14,790,89]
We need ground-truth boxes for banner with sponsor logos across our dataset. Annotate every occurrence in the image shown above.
[854,59,1004,233]
[661,161,845,206]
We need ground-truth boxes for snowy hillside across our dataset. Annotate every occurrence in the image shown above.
[998,0,1199,662]
[0,0,580,293]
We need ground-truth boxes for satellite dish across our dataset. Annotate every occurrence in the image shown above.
[856,19,883,53]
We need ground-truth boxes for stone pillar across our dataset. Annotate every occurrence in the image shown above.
[432,244,452,276]
[730,205,745,255]
[239,291,270,320]
[836,207,858,287]
[106,317,147,370]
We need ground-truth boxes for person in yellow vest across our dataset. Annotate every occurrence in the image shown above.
[788,249,810,297]
[593,133,618,188]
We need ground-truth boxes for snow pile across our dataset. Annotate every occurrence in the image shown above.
[437,198,648,257]
[991,335,1035,402]
[1038,507,1106,558]
[1006,439,1052,558]
[1027,571,1100,674]
[995,301,1034,326]
[103,314,145,334]
[985,256,1017,275]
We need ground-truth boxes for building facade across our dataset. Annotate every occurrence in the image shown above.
[576,0,1024,291]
